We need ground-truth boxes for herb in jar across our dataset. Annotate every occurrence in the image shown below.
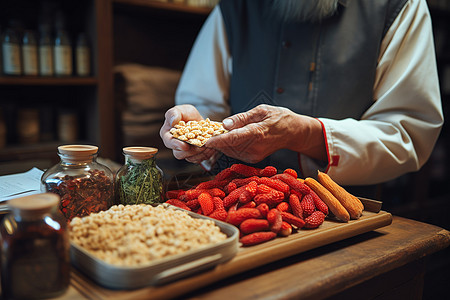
[116,147,164,206]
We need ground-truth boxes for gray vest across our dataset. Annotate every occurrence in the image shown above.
[217,0,408,177]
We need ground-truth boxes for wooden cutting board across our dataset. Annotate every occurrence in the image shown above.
[70,199,392,300]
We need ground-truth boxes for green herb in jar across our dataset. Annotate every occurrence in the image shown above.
[116,147,164,205]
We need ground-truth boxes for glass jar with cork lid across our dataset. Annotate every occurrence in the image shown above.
[116,146,164,206]
[0,193,70,299]
[40,145,114,222]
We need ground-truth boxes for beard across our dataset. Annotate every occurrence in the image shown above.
[272,0,339,22]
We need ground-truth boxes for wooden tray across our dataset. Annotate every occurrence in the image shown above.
[70,199,392,300]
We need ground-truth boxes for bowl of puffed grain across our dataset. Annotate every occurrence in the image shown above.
[69,203,239,289]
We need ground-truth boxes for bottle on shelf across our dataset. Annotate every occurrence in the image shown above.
[22,30,39,76]
[1,20,22,76]
[76,33,91,77]
[38,23,54,76]
[17,108,40,144]
[53,11,72,77]
[57,109,78,143]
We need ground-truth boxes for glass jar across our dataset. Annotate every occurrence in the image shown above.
[41,145,114,222]
[116,146,164,206]
[0,193,70,299]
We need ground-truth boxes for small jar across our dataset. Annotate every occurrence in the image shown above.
[116,147,164,206]
[41,145,114,222]
[0,193,70,299]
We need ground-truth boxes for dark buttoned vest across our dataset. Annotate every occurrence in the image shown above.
[216,0,408,177]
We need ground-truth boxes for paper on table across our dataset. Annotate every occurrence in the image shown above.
[0,167,44,203]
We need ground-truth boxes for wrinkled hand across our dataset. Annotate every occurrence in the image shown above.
[206,104,326,163]
[160,104,218,164]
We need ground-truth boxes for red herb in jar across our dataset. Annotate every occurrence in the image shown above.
[44,169,113,221]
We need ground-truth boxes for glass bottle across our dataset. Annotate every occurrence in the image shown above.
[53,29,72,77]
[41,145,114,222]
[22,30,38,76]
[53,10,72,77]
[38,24,54,76]
[0,193,70,299]
[75,33,91,77]
[116,147,164,206]
[1,22,22,76]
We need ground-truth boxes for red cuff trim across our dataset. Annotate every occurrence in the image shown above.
[316,118,333,173]
[330,155,340,166]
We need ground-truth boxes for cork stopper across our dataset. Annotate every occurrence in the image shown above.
[9,193,60,217]
[58,144,98,163]
[123,147,158,160]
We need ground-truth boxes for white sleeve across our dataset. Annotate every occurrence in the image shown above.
[175,6,232,122]
[305,0,443,185]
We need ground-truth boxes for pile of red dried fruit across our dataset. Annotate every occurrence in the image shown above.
[165,164,329,246]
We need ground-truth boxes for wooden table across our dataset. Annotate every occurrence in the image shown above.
[59,216,449,300]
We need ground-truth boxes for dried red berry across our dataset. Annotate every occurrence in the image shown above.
[209,209,228,222]
[165,189,185,200]
[254,190,285,207]
[215,167,236,181]
[224,182,237,194]
[196,179,229,190]
[240,231,276,247]
[166,199,191,211]
[304,211,326,229]
[272,173,310,195]
[212,196,225,211]
[301,193,316,218]
[240,201,256,209]
[256,203,270,218]
[239,181,258,204]
[185,199,200,210]
[281,211,306,229]
[226,208,262,226]
[276,201,290,212]
[230,164,261,177]
[240,219,270,234]
[283,168,298,178]
[310,190,329,215]
[267,209,283,233]
[198,192,214,215]
[289,194,303,218]
[279,221,293,236]
[258,177,290,195]
[260,166,278,177]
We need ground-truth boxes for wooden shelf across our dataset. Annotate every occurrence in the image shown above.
[113,0,212,15]
[0,76,98,86]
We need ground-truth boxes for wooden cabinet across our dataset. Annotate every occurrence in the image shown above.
[0,0,210,174]
[0,0,113,174]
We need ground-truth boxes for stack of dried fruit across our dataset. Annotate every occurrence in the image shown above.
[165,164,364,246]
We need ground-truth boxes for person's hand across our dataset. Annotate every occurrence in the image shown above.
[206,104,327,163]
[160,104,219,164]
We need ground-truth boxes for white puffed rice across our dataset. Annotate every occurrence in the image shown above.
[170,118,228,147]
[69,204,227,266]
